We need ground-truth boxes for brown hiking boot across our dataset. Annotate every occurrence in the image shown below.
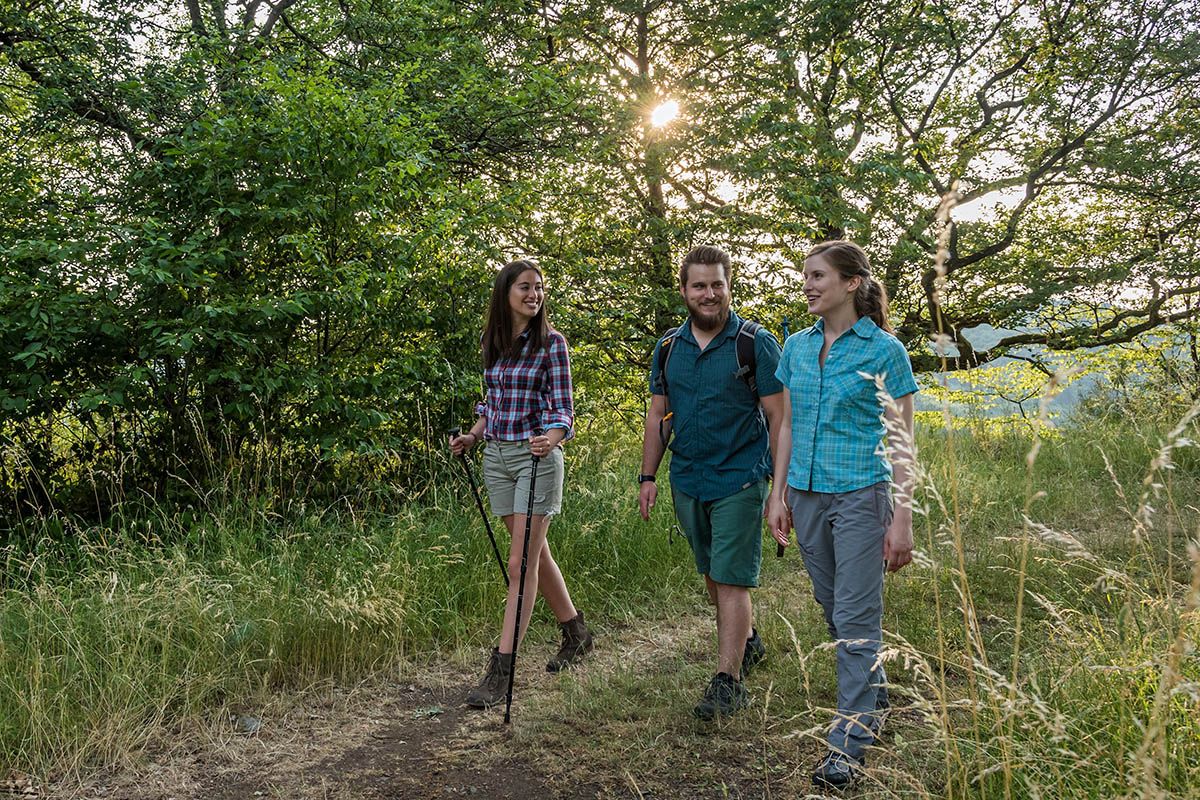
[465,648,512,709]
[546,611,594,672]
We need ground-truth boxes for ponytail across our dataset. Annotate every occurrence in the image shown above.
[854,274,893,334]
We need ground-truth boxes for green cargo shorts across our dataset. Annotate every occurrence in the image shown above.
[671,479,769,587]
[481,439,564,517]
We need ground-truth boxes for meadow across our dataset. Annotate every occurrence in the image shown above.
[1,396,1198,798]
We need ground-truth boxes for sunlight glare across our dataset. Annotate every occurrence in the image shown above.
[650,100,680,127]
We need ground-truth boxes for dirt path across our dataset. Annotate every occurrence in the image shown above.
[54,668,593,800]
[54,609,782,800]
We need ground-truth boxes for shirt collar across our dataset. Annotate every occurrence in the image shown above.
[808,316,877,339]
[850,316,878,339]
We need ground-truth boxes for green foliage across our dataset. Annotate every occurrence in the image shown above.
[2,0,1199,513]
[521,0,1200,374]
[0,0,588,514]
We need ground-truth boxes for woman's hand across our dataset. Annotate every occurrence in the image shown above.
[529,430,562,458]
[766,492,791,549]
[883,510,914,572]
[449,431,477,456]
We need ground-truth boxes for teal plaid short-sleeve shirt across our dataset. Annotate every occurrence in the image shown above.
[775,316,918,493]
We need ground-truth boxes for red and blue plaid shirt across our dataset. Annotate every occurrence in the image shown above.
[474,328,575,442]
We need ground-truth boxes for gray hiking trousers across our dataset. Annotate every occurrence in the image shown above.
[788,482,893,760]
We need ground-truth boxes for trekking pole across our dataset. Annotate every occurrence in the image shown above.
[504,427,543,724]
[449,427,508,587]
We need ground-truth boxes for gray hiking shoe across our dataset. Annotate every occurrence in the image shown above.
[742,627,766,675]
[546,611,594,672]
[465,648,512,709]
[812,750,864,791]
[693,672,748,721]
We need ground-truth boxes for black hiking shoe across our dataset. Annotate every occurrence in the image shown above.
[465,648,512,709]
[812,750,864,791]
[693,672,748,721]
[742,627,766,675]
[546,611,594,672]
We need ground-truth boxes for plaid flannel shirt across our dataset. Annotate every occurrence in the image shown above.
[776,316,918,493]
[474,328,575,442]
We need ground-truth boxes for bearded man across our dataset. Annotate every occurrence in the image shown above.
[637,245,784,719]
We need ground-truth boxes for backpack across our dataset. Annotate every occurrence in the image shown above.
[654,319,766,445]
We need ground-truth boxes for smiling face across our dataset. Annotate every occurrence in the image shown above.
[681,262,731,332]
[507,268,544,326]
[802,253,860,319]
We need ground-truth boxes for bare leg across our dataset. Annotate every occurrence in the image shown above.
[497,513,552,653]
[714,582,752,679]
[535,537,578,623]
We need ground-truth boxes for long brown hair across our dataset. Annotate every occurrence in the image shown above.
[482,260,549,369]
[807,241,894,334]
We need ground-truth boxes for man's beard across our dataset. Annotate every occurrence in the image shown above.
[688,300,729,332]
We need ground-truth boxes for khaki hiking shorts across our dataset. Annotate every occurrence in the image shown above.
[481,439,564,517]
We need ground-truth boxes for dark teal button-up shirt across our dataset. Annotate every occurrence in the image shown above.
[649,311,784,501]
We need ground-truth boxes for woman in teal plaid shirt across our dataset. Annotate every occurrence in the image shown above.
[449,259,593,710]
[766,240,918,791]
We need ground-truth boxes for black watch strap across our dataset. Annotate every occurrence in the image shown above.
[638,474,656,484]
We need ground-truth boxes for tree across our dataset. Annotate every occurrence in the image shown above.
[517,0,1200,374]
[0,0,586,513]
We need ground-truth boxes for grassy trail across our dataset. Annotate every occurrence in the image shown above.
[3,413,1200,798]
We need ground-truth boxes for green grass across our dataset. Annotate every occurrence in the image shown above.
[0,426,697,777]
[2,410,1199,798]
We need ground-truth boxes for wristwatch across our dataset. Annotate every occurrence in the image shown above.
[638,474,656,484]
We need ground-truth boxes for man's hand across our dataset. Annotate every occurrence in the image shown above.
[766,493,791,549]
[883,511,914,572]
[638,481,657,521]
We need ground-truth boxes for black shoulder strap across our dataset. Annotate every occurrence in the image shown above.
[734,320,762,398]
[654,326,681,398]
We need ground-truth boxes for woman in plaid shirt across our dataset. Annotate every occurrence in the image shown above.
[449,259,593,709]
[766,241,918,791]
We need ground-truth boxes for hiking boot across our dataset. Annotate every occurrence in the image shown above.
[465,648,512,709]
[812,750,864,791]
[546,611,594,672]
[742,627,766,675]
[693,672,748,721]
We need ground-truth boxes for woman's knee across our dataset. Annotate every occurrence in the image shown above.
[507,552,543,576]
[832,603,883,638]
[508,547,544,577]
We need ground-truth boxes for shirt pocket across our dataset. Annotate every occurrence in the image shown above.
[833,354,884,414]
